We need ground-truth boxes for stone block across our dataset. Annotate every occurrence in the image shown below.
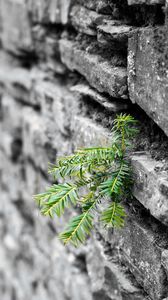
[30,0,71,25]
[128,27,168,137]
[0,60,44,107]
[132,153,168,225]
[22,108,55,172]
[60,39,128,99]
[71,116,110,149]
[86,237,147,300]
[128,0,165,5]
[70,83,129,112]
[32,25,67,74]
[70,5,111,36]
[97,21,135,49]
[162,250,168,278]
[31,79,79,147]
[111,207,168,300]
[0,0,33,54]
[79,0,118,15]
[0,152,25,201]
[0,65,31,103]
[31,80,66,135]
[0,94,23,136]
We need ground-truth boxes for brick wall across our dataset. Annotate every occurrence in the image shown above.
[1,1,168,300]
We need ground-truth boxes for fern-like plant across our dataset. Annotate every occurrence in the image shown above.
[34,114,138,247]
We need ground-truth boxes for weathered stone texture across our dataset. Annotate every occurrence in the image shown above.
[60,39,128,99]
[112,212,168,300]
[128,0,165,5]
[97,22,134,49]
[132,154,168,225]
[1,0,168,299]
[29,0,71,25]
[128,27,168,137]
[0,0,33,54]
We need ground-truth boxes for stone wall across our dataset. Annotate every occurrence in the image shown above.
[1,1,168,300]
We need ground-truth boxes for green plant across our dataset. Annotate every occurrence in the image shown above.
[34,114,138,247]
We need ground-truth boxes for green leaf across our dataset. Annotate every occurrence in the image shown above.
[34,113,139,247]
[59,200,96,246]
[36,183,78,218]
[101,202,126,228]
[100,161,131,196]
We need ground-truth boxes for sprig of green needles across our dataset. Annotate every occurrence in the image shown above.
[34,114,138,247]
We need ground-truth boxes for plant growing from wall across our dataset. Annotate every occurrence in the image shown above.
[34,114,138,247]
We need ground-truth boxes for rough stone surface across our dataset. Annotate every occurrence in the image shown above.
[128,27,168,137]
[97,22,134,49]
[60,39,128,99]
[0,0,33,54]
[70,5,110,36]
[30,0,71,25]
[1,0,168,300]
[132,153,168,225]
[128,0,165,5]
[70,83,129,112]
[111,208,168,300]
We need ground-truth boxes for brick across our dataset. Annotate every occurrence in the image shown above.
[0,0,33,54]
[128,27,168,137]
[71,83,129,112]
[60,39,128,99]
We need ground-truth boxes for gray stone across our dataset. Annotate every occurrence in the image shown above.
[0,152,25,201]
[22,108,57,172]
[0,64,32,103]
[162,250,168,277]
[97,21,135,49]
[60,39,128,99]
[86,238,146,300]
[128,0,165,5]
[71,116,110,149]
[0,0,33,54]
[128,27,168,137]
[131,153,168,225]
[70,5,111,36]
[30,0,71,25]
[71,83,129,112]
[79,0,111,13]
[0,59,45,106]
[111,211,168,300]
